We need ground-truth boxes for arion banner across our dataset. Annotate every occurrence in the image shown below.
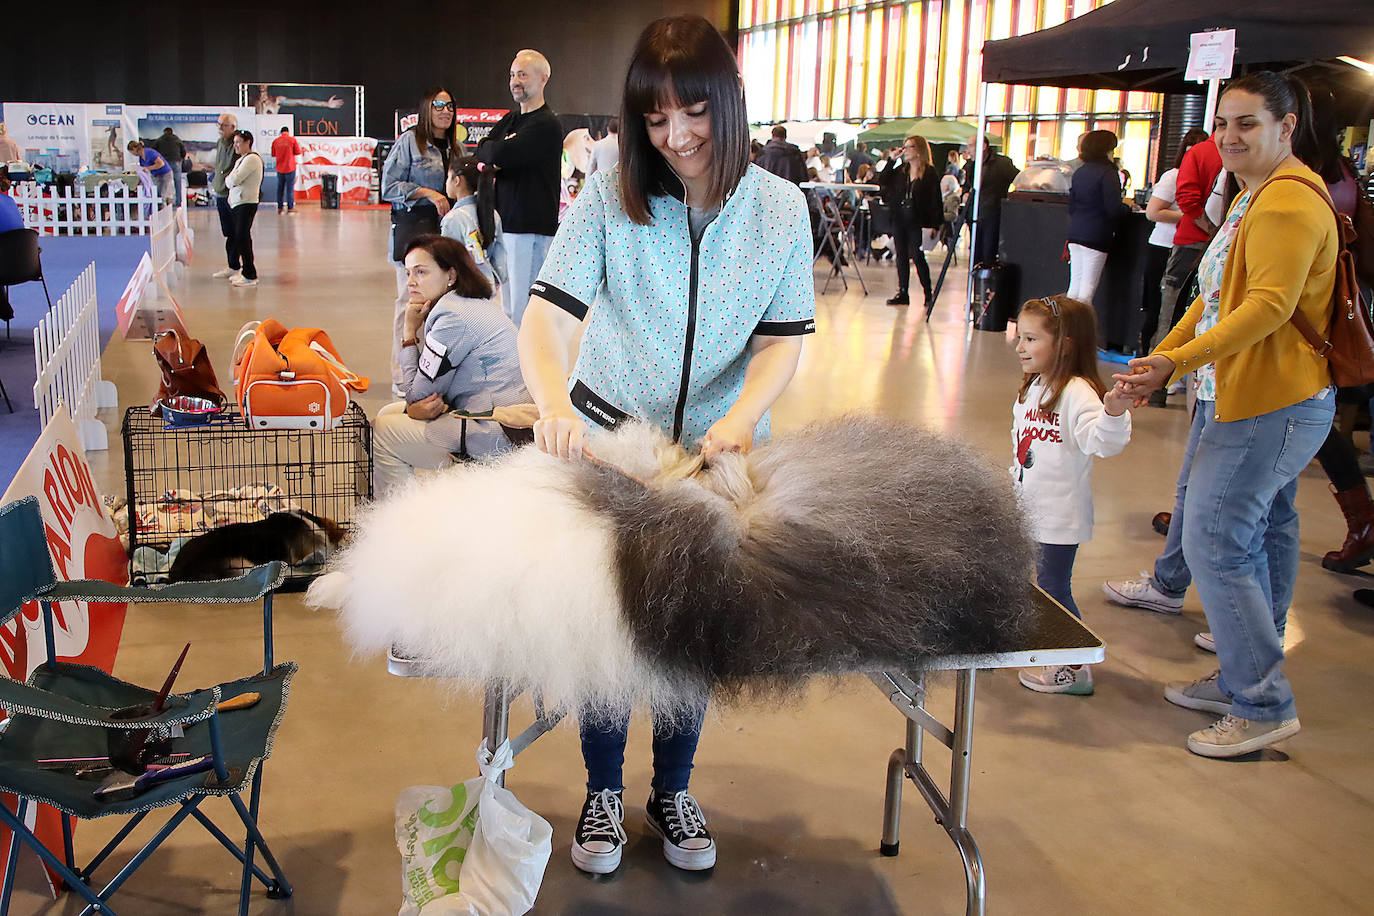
[0,408,130,898]
[295,137,378,202]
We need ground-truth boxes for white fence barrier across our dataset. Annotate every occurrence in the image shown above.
[33,263,118,451]
[10,183,165,237]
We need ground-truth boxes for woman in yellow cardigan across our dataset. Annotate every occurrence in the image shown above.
[1114,72,1338,759]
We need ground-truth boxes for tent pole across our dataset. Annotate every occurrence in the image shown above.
[967,82,990,322]
[1203,78,1220,130]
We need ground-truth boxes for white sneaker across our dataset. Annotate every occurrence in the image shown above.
[1018,664,1093,695]
[1102,573,1184,615]
[1194,632,1216,653]
[1187,714,1300,758]
[211,267,239,279]
[230,276,258,288]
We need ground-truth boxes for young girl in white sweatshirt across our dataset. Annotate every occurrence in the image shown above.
[1011,294,1133,695]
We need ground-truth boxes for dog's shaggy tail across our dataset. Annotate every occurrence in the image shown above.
[304,570,352,612]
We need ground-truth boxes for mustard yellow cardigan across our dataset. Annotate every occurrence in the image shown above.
[1156,160,1338,422]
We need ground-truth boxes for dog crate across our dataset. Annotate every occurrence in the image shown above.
[121,403,372,586]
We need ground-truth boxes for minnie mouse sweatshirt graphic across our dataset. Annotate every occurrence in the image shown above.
[1010,376,1131,545]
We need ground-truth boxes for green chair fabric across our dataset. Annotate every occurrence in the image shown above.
[0,664,294,820]
[0,496,296,915]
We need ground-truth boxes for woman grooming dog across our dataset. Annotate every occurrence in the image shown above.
[518,14,815,877]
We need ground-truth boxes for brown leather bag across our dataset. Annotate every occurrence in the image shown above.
[151,328,227,416]
[1256,175,1374,387]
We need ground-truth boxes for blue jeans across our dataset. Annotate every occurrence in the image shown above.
[277,169,296,210]
[1037,543,1080,619]
[502,233,554,327]
[1181,391,1333,721]
[1150,401,1207,598]
[170,165,183,208]
[581,701,707,795]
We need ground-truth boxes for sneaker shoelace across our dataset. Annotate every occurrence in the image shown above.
[1206,714,1247,739]
[581,789,627,845]
[1193,670,1221,690]
[663,791,708,840]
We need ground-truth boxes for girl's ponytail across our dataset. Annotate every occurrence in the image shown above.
[475,163,497,252]
[449,155,497,251]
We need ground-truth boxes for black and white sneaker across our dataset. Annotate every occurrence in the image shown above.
[571,789,627,874]
[645,789,716,870]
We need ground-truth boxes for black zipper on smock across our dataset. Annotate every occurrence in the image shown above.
[669,171,700,443]
[672,223,701,442]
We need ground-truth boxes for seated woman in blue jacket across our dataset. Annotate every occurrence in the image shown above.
[517,14,815,879]
[373,234,529,497]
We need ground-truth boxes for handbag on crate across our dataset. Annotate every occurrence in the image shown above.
[150,329,226,418]
[232,319,369,430]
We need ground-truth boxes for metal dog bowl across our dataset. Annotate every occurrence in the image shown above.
[159,395,225,428]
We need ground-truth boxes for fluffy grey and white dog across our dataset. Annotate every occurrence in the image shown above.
[307,415,1034,719]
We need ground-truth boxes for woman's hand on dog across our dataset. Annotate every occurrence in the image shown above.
[701,411,754,462]
[405,393,447,421]
[534,408,588,460]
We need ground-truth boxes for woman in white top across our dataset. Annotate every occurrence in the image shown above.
[223,130,264,288]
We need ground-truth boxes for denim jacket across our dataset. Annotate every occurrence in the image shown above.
[532,164,815,446]
[381,130,447,212]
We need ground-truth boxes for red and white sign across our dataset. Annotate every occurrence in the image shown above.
[296,164,374,202]
[298,136,376,168]
[115,253,188,340]
[115,253,155,339]
[1,408,131,896]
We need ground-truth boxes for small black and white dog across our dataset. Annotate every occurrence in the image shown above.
[168,510,346,582]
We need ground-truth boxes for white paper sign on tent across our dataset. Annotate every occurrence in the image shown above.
[1186,29,1236,81]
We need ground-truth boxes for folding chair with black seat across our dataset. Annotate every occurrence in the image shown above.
[0,227,54,412]
[0,496,296,916]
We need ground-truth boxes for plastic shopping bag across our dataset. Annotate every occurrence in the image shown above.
[395,740,553,916]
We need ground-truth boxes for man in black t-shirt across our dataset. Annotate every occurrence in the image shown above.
[150,127,187,208]
[477,49,562,326]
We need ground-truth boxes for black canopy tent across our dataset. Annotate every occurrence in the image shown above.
[980,0,1374,114]
[952,0,1374,319]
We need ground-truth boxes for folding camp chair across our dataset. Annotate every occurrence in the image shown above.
[0,496,295,916]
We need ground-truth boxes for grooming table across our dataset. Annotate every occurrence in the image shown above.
[387,585,1103,916]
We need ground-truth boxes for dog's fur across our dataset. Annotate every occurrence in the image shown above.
[307,416,1034,718]
[167,510,346,582]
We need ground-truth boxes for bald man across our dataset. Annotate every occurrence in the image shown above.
[476,49,562,326]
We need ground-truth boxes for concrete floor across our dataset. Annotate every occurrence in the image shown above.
[10,204,1374,915]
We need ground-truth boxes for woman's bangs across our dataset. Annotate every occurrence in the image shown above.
[625,55,715,117]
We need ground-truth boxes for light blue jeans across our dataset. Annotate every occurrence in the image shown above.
[502,233,554,327]
[1150,402,1206,599]
[1180,391,1333,722]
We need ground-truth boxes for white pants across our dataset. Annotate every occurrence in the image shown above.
[1067,243,1108,304]
[502,233,554,327]
[372,402,456,498]
[390,264,408,397]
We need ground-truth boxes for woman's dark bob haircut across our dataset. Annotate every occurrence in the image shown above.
[619,15,750,226]
[403,234,494,301]
[1079,129,1117,163]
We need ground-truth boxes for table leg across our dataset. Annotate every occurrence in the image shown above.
[482,682,511,788]
[949,668,986,916]
[880,717,918,856]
